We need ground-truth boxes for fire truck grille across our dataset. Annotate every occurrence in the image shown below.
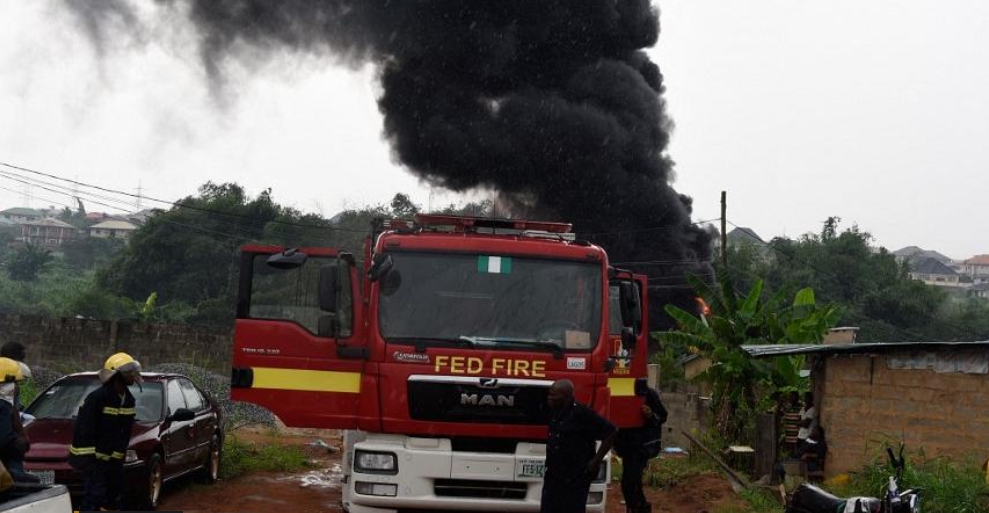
[407,381,550,425]
[433,479,528,500]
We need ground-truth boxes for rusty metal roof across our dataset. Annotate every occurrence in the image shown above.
[741,341,989,358]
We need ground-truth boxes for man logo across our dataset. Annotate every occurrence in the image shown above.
[461,393,515,407]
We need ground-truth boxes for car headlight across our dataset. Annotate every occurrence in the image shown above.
[354,451,397,474]
[124,450,139,464]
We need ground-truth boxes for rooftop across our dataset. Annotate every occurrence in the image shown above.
[90,220,138,231]
[909,257,958,276]
[964,254,989,266]
[742,341,989,358]
[1,207,43,217]
[21,218,77,228]
[727,227,766,245]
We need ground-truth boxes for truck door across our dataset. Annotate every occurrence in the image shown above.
[231,246,365,429]
[607,274,650,428]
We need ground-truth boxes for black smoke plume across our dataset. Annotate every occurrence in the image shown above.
[66,0,714,328]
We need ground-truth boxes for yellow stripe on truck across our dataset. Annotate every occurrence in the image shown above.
[607,378,636,397]
[250,367,362,393]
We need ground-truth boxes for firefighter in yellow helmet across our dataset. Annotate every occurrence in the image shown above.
[70,353,142,511]
[0,357,37,483]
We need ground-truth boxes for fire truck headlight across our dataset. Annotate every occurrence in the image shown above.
[355,450,398,474]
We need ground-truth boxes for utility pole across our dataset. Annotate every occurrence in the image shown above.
[135,181,144,211]
[720,191,728,271]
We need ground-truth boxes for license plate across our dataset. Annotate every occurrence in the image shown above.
[516,458,545,479]
[28,470,54,485]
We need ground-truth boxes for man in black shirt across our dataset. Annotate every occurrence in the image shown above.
[614,386,667,513]
[541,379,616,513]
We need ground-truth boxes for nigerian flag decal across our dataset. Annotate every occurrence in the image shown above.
[478,255,513,274]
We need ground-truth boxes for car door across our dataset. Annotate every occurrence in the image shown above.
[163,379,196,474]
[178,378,214,465]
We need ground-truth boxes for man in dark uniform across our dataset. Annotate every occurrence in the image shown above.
[614,386,667,513]
[541,379,616,513]
[69,352,142,511]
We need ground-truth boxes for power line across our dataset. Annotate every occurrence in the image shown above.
[0,168,347,245]
[0,160,367,233]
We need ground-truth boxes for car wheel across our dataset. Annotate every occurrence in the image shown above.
[144,453,163,510]
[199,433,221,484]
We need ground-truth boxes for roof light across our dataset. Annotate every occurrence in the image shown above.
[413,214,572,234]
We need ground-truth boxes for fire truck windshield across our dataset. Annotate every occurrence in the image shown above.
[378,252,602,351]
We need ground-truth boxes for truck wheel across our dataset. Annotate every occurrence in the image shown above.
[199,433,221,484]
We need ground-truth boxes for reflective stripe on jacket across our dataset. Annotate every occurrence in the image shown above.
[69,382,135,469]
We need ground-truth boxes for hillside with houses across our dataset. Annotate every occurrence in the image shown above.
[726,227,989,300]
[0,205,158,249]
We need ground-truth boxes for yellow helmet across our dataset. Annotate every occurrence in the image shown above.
[98,352,143,384]
[0,358,24,383]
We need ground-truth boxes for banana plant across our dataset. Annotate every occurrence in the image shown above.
[656,273,841,443]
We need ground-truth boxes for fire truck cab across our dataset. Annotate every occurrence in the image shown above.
[231,215,652,512]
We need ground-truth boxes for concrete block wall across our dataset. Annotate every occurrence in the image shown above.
[820,355,989,475]
[659,381,710,450]
[0,313,232,375]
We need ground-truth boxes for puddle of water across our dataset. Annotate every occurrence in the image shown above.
[278,463,344,489]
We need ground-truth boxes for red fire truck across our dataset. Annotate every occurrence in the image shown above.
[231,214,651,512]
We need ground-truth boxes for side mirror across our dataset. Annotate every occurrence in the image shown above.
[367,254,394,282]
[619,281,642,332]
[318,264,339,312]
[266,248,307,269]
[169,408,195,423]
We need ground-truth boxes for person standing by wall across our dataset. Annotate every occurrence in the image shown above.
[796,392,817,447]
[541,379,617,513]
[614,386,667,513]
[69,352,142,511]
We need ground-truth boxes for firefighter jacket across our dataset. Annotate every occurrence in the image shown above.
[68,383,136,469]
[614,387,668,460]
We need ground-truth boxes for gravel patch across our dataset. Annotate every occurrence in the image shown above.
[148,362,277,428]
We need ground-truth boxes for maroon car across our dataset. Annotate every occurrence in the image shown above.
[21,372,223,509]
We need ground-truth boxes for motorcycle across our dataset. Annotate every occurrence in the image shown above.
[786,445,921,513]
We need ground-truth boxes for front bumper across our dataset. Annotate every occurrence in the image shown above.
[343,434,608,513]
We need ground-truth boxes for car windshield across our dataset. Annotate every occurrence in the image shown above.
[378,252,602,350]
[26,378,164,423]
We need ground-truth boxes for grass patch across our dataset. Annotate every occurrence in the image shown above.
[828,454,989,513]
[731,488,785,513]
[641,452,718,488]
[220,434,312,480]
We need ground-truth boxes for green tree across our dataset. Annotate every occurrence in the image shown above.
[657,274,841,443]
[6,243,54,281]
[725,218,989,342]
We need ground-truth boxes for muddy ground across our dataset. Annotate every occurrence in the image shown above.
[158,428,746,513]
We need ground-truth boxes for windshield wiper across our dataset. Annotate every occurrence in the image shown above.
[459,336,564,359]
[387,336,473,352]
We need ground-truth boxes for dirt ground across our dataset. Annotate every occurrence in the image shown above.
[158,428,744,513]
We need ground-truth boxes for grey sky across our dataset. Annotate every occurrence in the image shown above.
[1,1,986,259]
